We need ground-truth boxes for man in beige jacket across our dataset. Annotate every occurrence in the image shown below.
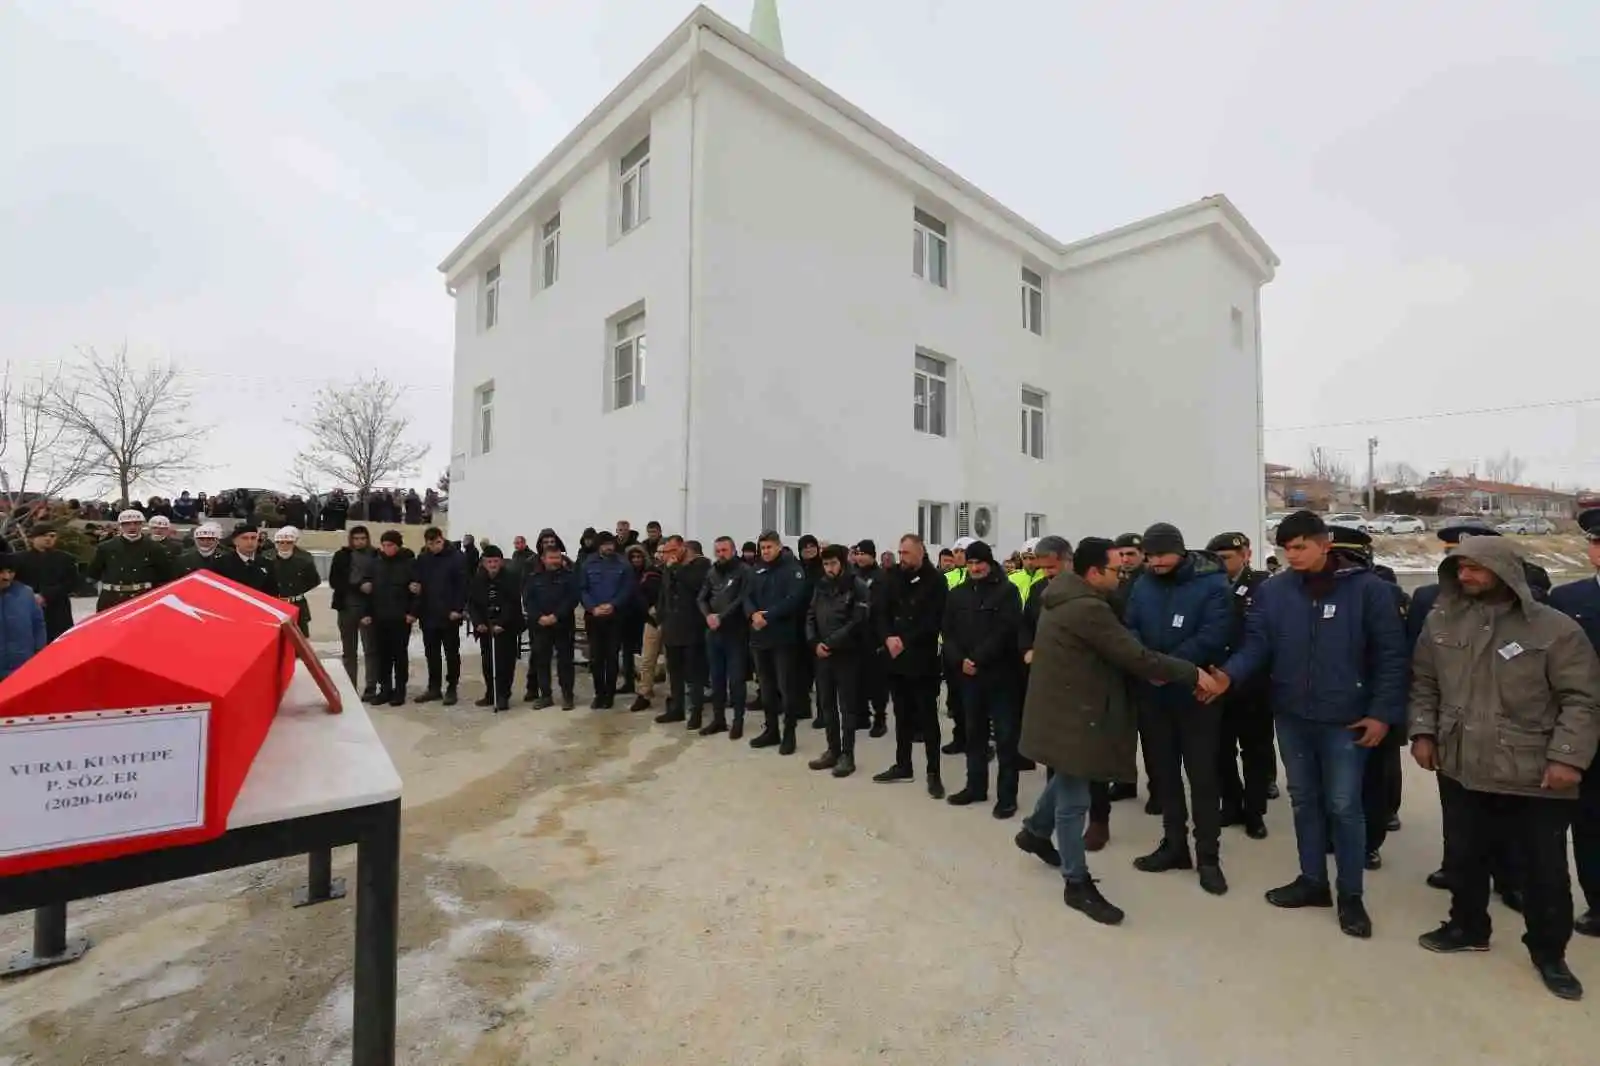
[1409,535,1600,1000]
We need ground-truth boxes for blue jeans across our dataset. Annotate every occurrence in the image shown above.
[1023,771,1093,882]
[1275,713,1370,896]
[705,629,747,713]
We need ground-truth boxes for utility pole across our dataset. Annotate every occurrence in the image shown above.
[1367,436,1379,515]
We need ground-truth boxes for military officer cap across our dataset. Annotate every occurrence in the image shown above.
[1327,525,1374,553]
[1113,532,1143,550]
[1579,508,1600,541]
[1205,532,1251,553]
[117,509,144,524]
[1436,522,1500,544]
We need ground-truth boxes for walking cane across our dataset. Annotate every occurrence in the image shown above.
[490,623,500,712]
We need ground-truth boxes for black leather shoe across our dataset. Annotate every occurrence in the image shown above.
[778,721,797,756]
[413,690,441,704]
[926,774,945,800]
[1575,909,1600,938]
[1418,922,1489,954]
[1133,841,1193,873]
[1143,796,1161,816]
[728,715,744,741]
[1499,888,1526,914]
[1014,828,1060,867]
[654,709,686,725]
[873,764,913,783]
[992,801,1018,820]
[831,754,856,778]
[1244,818,1268,840]
[1338,894,1373,939]
[474,695,495,708]
[442,686,458,707]
[1365,850,1383,871]
[494,698,510,713]
[1534,958,1584,1001]
[946,788,985,807]
[869,715,887,738]
[808,751,839,771]
[941,739,963,756]
[1266,782,1280,800]
[1198,863,1229,896]
[1386,814,1402,832]
[749,727,780,749]
[1426,868,1451,891]
[1265,877,1333,909]
[1064,878,1124,926]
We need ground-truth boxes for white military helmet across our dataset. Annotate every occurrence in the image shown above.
[196,523,221,540]
[1020,537,1041,555]
[274,526,300,543]
[951,536,975,552]
[117,509,144,525]
[148,515,172,529]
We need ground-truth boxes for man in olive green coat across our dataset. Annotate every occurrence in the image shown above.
[269,526,322,636]
[1409,534,1600,1000]
[1013,537,1218,927]
[87,509,176,611]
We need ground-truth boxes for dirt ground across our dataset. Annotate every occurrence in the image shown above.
[3,586,1597,1065]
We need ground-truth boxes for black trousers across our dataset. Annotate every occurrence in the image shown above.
[373,619,412,696]
[960,676,1021,807]
[665,642,708,716]
[1362,733,1403,853]
[752,644,802,727]
[529,624,576,698]
[816,653,861,756]
[943,661,966,749]
[793,642,816,721]
[1439,774,1574,962]
[1435,772,1524,893]
[1574,760,1600,913]
[890,673,942,775]
[586,614,621,699]
[858,651,888,715]
[1089,780,1111,824]
[421,625,461,691]
[1141,699,1223,859]
[1217,692,1275,819]
[479,630,519,700]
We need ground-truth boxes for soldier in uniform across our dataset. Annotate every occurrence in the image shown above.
[269,526,322,635]
[214,523,277,596]
[13,522,79,642]
[1207,532,1273,841]
[178,523,226,574]
[1549,507,1600,938]
[146,514,185,559]
[87,509,175,611]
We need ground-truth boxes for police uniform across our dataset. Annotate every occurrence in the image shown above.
[87,511,176,611]
[269,526,322,636]
[1208,532,1274,837]
[1549,507,1600,936]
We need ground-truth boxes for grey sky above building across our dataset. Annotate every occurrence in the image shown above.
[3,0,1595,494]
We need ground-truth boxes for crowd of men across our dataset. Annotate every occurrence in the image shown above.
[41,485,441,532]
[3,504,1596,1003]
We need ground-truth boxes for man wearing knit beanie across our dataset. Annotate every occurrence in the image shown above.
[1121,521,1234,895]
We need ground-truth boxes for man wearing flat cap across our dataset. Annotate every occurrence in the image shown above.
[1550,507,1600,939]
[940,540,1025,817]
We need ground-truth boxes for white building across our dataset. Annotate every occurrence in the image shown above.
[441,3,1278,553]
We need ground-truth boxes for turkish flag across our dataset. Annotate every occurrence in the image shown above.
[0,572,298,875]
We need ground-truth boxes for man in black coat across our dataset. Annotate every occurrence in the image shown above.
[1208,532,1273,842]
[352,531,418,707]
[329,525,380,697]
[524,544,580,709]
[850,539,891,737]
[1549,506,1600,938]
[807,544,871,777]
[657,537,712,729]
[699,536,751,738]
[873,533,949,798]
[942,541,1026,817]
[214,524,277,597]
[468,545,524,712]
[413,526,467,706]
[743,530,809,755]
[795,533,824,727]
[14,523,78,643]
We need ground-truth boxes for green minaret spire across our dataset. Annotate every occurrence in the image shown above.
[750,0,784,56]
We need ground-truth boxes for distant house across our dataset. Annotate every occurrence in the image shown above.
[1265,463,1347,512]
[1417,476,1578,519]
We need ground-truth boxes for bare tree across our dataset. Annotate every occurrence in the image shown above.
[291,373,429,495]
[287,454,325,498]
[1482,449,1528,486]
[0,364,96,537]
[1305,445,1352,488]
[45,344,206,505]
[1381,460,1423,487]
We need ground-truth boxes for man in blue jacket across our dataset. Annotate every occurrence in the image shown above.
[1123,522,1234,895]
[1549,507,1600,938]
[1212,510,1409,939]
[580,531,637,709]
[744,530,809,755]
[0,554,47,681]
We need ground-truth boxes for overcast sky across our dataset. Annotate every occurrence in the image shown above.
[4,0,1596,496]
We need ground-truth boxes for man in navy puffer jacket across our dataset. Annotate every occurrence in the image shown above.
[1122,522,1234,894]
[0,553,46,681]
[1215,510,1408,940]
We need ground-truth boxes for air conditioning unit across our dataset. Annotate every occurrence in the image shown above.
[956,501,999,541]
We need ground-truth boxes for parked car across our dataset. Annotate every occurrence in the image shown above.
[1369,514,1426,535]
[1496,516,1556,535]
[1264,512,1295,533]
[1324,513,1371,532]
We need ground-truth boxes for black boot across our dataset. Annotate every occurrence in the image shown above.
[1133,840,1193,873]
[808,750,839,771]
[1265,876,1334,909]
[388,691,406,707]
[1534,958,1584,1001]
[1244,816,1268,840]
[687,707,703,731]
[560,692,575,710]
[1426,868,1451,890]
[700,709,728,736]
[413,689,441,704]
[1418,922,1490,954]
[926,772,945,800]
[873,764,913,783]
[655,706,686,725]
[778,718,797,756]
[1197,861,1229,896]
[832,753,856,778]
[870,711,887,738]
[729,712,745,741]
[1063,878,1124,926]
[442,685,458,707]
[630,696,652,713]
[1014,828,1061,868]
[749,714,780,749]
[946,788,986,807]
[1337,894,1372,938]
[361,686,379,702]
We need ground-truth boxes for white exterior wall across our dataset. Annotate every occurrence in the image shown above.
[448,96,696,544]
[1055,232,1265,547]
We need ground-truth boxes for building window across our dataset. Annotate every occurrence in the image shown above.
[474,383,495,455]
[913,352,949,437]
[1024,513,1046,539]
[1020,387,1046,459]
[620,136,650,234]
[917,502,949,546]
[761,481,806,538]
[1021,266,1044,335]
[1230,306,1245,350]
[541,212,561,289]
[611,311,646,411]
[912,208,948,288]
[482,264,501,329]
